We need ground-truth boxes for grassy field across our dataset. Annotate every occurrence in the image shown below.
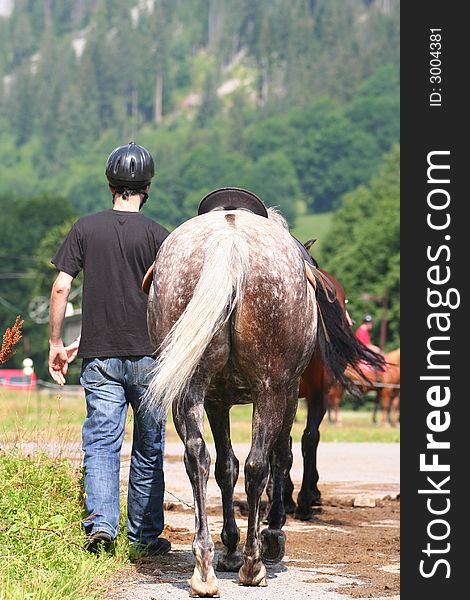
[0,451,130,600]
[292,211,333,263]
[0,388,399,446]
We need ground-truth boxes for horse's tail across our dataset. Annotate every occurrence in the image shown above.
[145,222,249,420]
[314,273,386,395]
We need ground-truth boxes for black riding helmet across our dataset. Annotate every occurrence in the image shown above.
[105,141,155,198]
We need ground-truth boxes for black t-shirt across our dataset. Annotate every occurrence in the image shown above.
[52,209,170,358]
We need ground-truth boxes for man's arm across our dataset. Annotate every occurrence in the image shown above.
[48,271,74,385]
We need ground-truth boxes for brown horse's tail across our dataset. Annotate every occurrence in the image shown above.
[313,273,386,395]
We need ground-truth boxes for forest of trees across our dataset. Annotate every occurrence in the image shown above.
[0,0,400,378]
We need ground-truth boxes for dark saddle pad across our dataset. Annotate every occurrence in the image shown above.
[198,187,268,218]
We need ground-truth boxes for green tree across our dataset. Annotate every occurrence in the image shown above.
[0,195,76,373]
[250,151,300,224]
[6,64,35,146]
[292,116,381,212]
[323,145,400,349]
[0,0,400,222]
[345,65,399,152]
[10,10,35,66]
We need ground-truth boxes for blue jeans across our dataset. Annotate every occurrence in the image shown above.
[80,356,165,545]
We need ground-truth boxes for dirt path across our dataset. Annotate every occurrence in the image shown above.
[103,442,399,600]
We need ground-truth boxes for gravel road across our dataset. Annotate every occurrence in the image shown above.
[106,441,400,600]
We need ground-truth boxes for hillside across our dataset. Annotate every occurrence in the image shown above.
[0,0,400,376]
[0,0,399,223]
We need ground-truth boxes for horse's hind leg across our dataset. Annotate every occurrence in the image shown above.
[283,466,296,514]
[173,395,219,598]
[267,439,296,521]
[329,383,342,425]
[239,390,289,587]
[391,391,400,426]
[372,389,381,424]
[205,401,243,572]
[262,392,298,563]
[279,439,296,515]
[381,388,392,425]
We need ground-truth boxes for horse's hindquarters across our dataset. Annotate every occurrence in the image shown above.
[146,209,318,596]
[233,267,317,388]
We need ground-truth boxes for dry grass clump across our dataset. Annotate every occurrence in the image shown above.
[0,315,24,365]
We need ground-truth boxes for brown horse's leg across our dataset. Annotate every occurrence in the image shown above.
[391,391,400,426]
[328,384,342,425]
[295,388,327,520]
[372,388,381,424]
[205,401,243,572]
[173,397,219,598]
[381,388,391,425]
[239,390,286,587]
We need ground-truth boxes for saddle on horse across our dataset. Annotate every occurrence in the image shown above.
[198,187,269,218]
[142,187,323,296]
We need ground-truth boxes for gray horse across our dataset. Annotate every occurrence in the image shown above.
[145,207,332,596]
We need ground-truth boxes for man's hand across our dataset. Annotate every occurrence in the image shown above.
[49,272,74,386]
[49,342,69,386]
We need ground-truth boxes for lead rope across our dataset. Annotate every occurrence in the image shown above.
[314,268,338,304]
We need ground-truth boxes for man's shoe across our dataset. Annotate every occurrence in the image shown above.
[132,537,171,557]
[85,530,113,554]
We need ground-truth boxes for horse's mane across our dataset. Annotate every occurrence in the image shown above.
[267,207,289,230]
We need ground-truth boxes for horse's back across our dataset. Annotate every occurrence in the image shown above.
[386,348,400,365]
[153,210,317,385]
[383,348,400,384]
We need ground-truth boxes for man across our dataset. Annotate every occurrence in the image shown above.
[48,141,171,555]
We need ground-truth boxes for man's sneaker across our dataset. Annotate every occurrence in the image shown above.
[85,530,113,554]
[132,537,171,557]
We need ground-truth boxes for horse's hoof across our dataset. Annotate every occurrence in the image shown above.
[310,493,322,507]
[216,550,243,572]
[189,572,220,597]
[294,506,314,521]
[284,499,297,514]
[261,528,286,564]
[238,560,267,586]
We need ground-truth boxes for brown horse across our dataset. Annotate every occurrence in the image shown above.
[326,382,344,425]
[329,348,401,426]
[369,347,400,426]
[377,348,400,425]
[279,267,385,521]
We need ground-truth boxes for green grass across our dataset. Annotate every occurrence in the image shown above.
[292,211,333,263]
[216,402,399,444]
[0,451,130,600]
[0,389,399,445]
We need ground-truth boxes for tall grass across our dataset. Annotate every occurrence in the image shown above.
[0,451,129,600]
